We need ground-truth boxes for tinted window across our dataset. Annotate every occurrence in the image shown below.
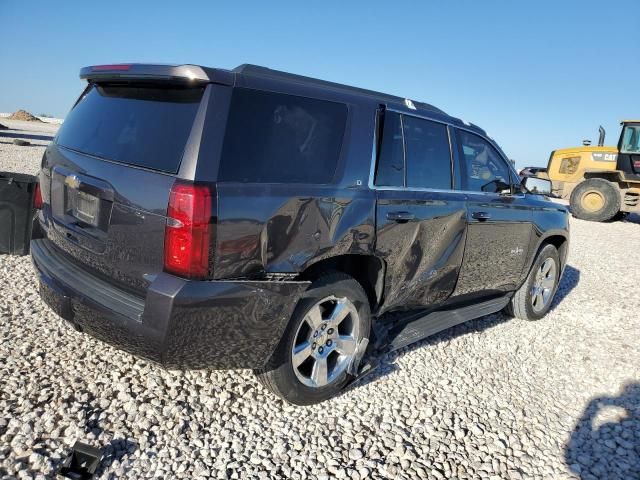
[621,125,640,153]
[403,116,452,189]
[456,130,512,193]
[374,112,404,187]
[219,89,347,183]
[57,85,203,173]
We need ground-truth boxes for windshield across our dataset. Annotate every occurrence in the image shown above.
[57,84,204,173]
[621,124,640,153]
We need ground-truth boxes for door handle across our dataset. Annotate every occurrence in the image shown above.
[471,211,492,221]
[387,211,415,222]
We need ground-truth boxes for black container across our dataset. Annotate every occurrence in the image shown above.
[57,441,103,479]
[0,171,38,255]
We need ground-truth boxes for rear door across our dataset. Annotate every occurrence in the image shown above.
[451,128,534,297]
[40,82,206,294]
[373,111,467,313]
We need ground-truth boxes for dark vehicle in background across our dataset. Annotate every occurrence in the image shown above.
[32,63,569,404]
[519,166,548,178]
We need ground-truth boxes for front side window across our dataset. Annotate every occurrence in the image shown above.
[403,116,452,189]
[456,130,512,193]
[219,88,347,183]
[621,124,640,153]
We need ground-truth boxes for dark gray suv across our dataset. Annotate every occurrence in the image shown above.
[32,63,569,404]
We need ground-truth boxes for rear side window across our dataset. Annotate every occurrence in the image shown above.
[374,112,452,189]
[403,116,452,189]
[57,85,203,173]
[219,89,348,183]
[374,112,404,187]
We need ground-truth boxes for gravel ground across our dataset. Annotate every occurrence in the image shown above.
[0,120,57,176]
[1,123,639,479]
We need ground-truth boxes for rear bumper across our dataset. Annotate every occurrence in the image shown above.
[31,239,309,369]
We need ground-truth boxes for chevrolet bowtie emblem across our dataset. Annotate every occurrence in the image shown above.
[65,175,80,189]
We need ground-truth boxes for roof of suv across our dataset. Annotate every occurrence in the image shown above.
[233,64,446,114]
[80,62,489,137]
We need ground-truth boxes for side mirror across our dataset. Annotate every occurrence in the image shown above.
[522,176,552,195]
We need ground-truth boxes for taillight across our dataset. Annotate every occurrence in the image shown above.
[33,182,43,209]
[633,160,640,170]
[164,181,213,279]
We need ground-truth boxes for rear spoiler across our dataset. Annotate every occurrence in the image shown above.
[79,64,234,85]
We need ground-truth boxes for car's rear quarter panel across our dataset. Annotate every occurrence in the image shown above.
[213,184,376,278]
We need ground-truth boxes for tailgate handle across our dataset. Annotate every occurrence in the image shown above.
[471,211,492,221]
[387,211,415,222]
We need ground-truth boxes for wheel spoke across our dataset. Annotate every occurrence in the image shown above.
[534,292,544,308]
[541,260,552,276]
[292,341,313,367]
[305,305,323,330]
[335,335,357,355]
[311,357,329,386]
[329,300,350,326]
[541,276,555,288]
[542,288,551,305]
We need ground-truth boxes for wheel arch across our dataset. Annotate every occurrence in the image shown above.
[296,254,385,313]
[540,234,569,271]
[521,233,569,288]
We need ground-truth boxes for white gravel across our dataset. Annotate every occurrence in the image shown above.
[0,120,58,176]
[1,123,639,479]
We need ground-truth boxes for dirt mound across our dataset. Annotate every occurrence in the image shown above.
[7,110,42,122]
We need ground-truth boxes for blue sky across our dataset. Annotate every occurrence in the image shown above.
[1,0,638,167]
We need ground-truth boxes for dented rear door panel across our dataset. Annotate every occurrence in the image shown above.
[374,189,467,313]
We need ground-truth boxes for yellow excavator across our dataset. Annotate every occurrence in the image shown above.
[543,120,640,222]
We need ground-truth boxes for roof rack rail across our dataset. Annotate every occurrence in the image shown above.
[233,64,446,115]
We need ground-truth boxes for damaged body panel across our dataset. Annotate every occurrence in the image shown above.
[214,185,376,279]
[32,238,310,369]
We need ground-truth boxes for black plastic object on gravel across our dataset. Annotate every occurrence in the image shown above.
[0,171,38,255]
[56,441,103,479]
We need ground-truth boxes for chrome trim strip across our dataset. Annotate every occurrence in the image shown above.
[446,125,455,189]
[399,114,407,187]
[368,107,525,197]
[386,107,453,127]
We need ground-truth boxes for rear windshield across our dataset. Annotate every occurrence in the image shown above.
[56,84,203,173]
[219,88,348,184]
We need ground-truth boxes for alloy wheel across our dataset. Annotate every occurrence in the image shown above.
[291,296,361,388]
[530,257,557,312]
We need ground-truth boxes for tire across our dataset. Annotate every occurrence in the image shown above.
[506,244,560,321]
[254,273,371,405]
[569,178,621,222]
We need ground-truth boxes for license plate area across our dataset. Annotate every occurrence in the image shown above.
[68,190,100,227]
[50,167,115,237]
